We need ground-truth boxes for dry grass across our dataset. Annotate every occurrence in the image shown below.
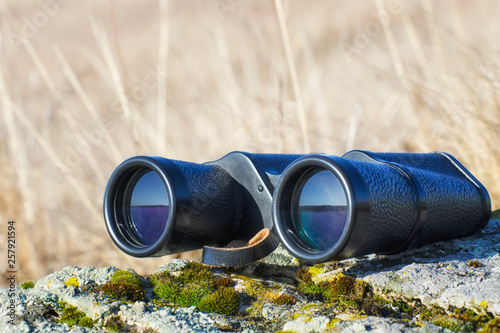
[0,0,498,286]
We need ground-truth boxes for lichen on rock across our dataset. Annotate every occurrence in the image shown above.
[1,214,499,332]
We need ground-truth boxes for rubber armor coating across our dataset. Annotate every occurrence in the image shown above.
[344,152,489,257]
[169,160,240,247]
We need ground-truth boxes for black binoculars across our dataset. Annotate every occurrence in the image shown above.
[103,150,490,265]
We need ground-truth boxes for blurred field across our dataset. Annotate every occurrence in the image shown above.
[0,0,499,287]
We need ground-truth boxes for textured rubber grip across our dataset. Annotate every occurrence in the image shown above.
[168,160,241,247]
[365,152,489,248]
[344,152,490,256]
[343,159,418,257]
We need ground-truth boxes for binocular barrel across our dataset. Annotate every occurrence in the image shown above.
[103,152,301,263]
[103,150,491,265]
[273,151,491,263]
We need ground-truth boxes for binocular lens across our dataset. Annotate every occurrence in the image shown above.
[129,171,170,246]
[294,169,348,251]
[274,155,361,263]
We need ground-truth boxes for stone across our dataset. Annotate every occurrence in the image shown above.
[259,243,297,266]
[156,258,188,273]
[0,216,499,332]
[332,316,448,333]
[347,216,500,316]
[282,315,330,332]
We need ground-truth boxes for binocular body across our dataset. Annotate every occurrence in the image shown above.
[103,150,490,265]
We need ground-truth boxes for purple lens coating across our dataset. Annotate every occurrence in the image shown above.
[296,170,348,251]
[130,171,169,245]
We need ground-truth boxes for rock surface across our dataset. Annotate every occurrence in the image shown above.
[1,214,499,332]
[338,213,500,316]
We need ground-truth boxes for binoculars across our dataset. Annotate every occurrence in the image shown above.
[103,150,491,265]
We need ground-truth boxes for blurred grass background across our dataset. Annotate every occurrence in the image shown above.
[0,0,499,287]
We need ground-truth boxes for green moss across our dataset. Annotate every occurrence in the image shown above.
[336,298,359,310]
[20,280,35,289]
[300,303,320,312]
[433,315,473,331]
[393,300,414,314]
[179,262,214,283]
[151,298,171,309]
[298,279,327,296]
[149,270,172,286]
[110,269,144,286]
[104,314,125,332]
[298,271,425,320]
[101,281,146,302]
[100,269,146,302]
[65,277,80,288]
[57,301,95,328]
[478,317,500,333]
[151,262,215,308]
[298,273,357,301]
[150,262,214,287]
[213,276,234,288]
[297,273,415,318]
[156,282,211,307]
[78,317,95,329]
[453,308,493,330]
[296,267,312,283]
[354,280,369,298]
[270,294,297,306]
[198,287,240,316]
[156,280,209,307]
[418,305,445,321]
[468,260,482,268]
[414,305,497,332]
[297,271,331,297]
[325,273,356,298]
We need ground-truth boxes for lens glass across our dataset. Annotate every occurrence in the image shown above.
[129,171,170,245]
[295,170,348,251]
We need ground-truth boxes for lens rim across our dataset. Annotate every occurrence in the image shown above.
[273,155,369,263]
[104,156,176,257]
